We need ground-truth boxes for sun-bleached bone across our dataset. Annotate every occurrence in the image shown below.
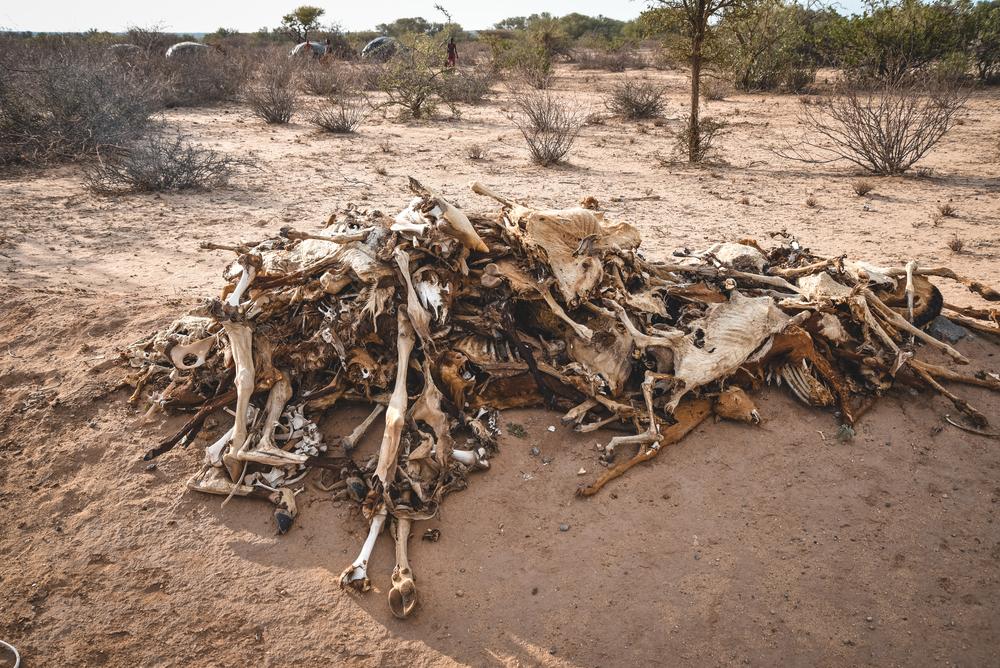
[336,405,385,452]
[395,248,434,347]
[409,177,489,253]
[226,261,256,308]
[374,311,416,487]
[388,516,418,618]
[221,321,255,481]
[451,447,489,470]
[392,198,432,236]
[339,507,388,591]
[205,424,235,466]
[186,465,299,533]
[237,370,309,467]
[538,284,593,341]
[168,335,216,370]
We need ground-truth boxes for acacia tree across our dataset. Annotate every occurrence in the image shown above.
[280,5,325,43]
[650,0,746,161]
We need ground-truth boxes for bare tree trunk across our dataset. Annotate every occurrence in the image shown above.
[689,30,704,162]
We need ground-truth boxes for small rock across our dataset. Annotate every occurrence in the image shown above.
[928,316,969,344]
[694,552,701,560]
[530,447,540,457]
[559,523,570,532]
[549,648,557,655]
[455,590,464,598]
[866,616,873,622]
[547,425,556,432]
[577,468,587,475]
[542,456,552,465]
[144,462,158,472]
[531,587,539,595]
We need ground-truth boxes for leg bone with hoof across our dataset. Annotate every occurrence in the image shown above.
[339,507,388,591]
[388,516,417,618]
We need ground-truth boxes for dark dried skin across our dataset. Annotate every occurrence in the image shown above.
[125,181,1000,616]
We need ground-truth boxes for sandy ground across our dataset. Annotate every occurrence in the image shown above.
[1,66,999,667]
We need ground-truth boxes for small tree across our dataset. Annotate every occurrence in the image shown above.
[647,0,747,162]
[280,5,325,43]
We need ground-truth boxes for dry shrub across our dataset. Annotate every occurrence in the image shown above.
[311,96,367,133]
[805,195,818,207]
[299,62,358,97]
[574,47,642,72]
[466,143,489,160]
[850,178,874,196]
[244,56,298,124]
[436,68,497,105]
[701,78,733,102]
[511,91,584,166]
[158,51,250,107]
[84,134,253,194]
[672,116,729,163]
[605,77,665,119]
[947,236,964,252]
[778,79,969,175]
[937,202,957,217]
[0,48,155,165]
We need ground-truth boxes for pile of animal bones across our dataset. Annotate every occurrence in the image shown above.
[125,178,1000,618]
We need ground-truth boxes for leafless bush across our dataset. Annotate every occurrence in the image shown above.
[672,116,728,163]
[299,62,357,97]
[701,78,733,102]
[511,91,584,166]
[436,68,497,105]
[244,57,298,124]
[159,51,250,107]
[574,47,643,72]
[0,48,155,165]
[947,236,964,252]
[311,96,367,133]
[84,134,254,193]
[776,79,969,175]
[850,178,875,196]
[605,77,665,119]
[805,195,818,207]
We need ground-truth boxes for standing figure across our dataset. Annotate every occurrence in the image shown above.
[446,37,458,69]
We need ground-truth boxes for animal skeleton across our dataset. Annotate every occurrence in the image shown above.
[126,179,1000,618]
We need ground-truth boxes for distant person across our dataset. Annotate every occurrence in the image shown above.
[324,38,332,59]
[446,37,458,69]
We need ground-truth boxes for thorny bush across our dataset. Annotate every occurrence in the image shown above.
[511,90,585,166]
[84,134,255,194]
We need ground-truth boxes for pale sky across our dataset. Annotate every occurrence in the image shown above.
[1,0,868,33]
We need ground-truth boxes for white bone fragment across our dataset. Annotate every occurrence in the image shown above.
[339,507,388,591]
[168,335,216,370]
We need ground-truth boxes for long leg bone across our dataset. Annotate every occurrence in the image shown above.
[374,311,416,487]
[339,507,388,591]
[221,321,255,481]
[864,289,968,364]
[237,370,309,467]
[335,405,385,452]
[388,516,417,618]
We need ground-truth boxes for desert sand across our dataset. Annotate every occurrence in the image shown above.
[1,66,999,666]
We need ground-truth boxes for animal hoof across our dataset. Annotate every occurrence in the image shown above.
[275,509,295,534]
[388,577,417,618]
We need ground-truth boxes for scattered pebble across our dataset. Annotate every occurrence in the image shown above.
[455,590,464,598]
[577,467,587,475]
[866,616,873,622]
[531,587,539,595]
[530,447,540,457]
[559,523,570,532]
[547,425,556,432]
[144,462,158,472]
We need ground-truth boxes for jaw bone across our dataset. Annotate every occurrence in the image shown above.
[388,516,417,618]
[339,507,388,591]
